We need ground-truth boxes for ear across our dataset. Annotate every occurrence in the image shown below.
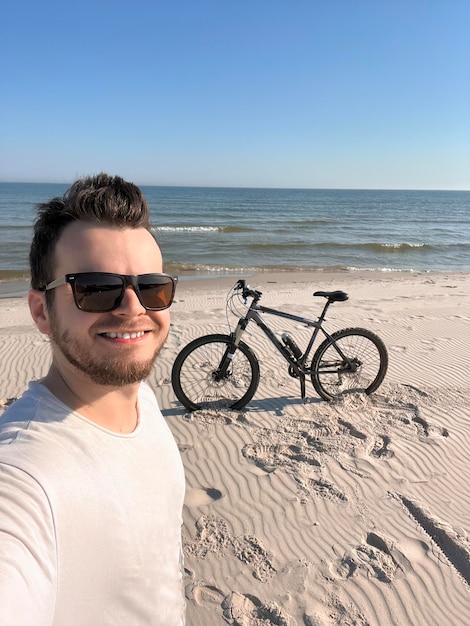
[28,289,51,335]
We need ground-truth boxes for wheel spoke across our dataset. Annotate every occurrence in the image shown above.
[172,335,260,411]
[311,328,388,400]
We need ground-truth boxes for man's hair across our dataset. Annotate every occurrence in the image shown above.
[30,173,152,291]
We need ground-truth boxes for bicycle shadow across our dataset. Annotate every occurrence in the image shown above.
[161,394,323,419]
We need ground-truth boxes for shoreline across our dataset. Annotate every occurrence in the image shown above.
[2,267,469,300]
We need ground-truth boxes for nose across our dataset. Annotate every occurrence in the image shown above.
[113,285,146,316]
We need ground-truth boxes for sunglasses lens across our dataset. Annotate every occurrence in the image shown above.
[74,275,124,312]
[71,273,175,312]
[137,275,175,310]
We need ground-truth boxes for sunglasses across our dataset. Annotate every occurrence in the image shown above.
[42,272,177,312]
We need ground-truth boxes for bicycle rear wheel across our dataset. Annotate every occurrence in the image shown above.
[171,334,260,411]
[311,328,388,401]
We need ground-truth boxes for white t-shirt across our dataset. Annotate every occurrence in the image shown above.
[0,381,185,626]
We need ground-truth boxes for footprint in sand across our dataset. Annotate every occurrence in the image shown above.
[185,514,232,558]
[185,582,226,609]
[337,419,368,441]
[357,384,451,442]
[187,564,322,625]
[186,585,298,626]
[310,595,370,626]
[330,531,411,584]
[369,435,394,459]
[222,592,296,626]
[307,478,348,504]
[397,406,449,439]
[242,441,322,475]
[241,417,358,503]
[185,514,276,582]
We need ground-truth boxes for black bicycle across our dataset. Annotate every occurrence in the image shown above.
[172,279,388,411]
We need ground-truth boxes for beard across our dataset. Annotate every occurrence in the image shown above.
[48,315,166,386]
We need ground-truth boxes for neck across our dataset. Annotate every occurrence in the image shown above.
[42,363,141,434]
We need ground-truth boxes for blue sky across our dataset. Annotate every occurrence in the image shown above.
[1,0,469,189]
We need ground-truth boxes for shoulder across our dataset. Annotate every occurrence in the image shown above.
[1,382,68,430]
[0,382,46,448]
[0,383,83,477]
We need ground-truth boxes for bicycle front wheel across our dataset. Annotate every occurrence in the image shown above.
[311,328,388,401]
[171,334,260,411]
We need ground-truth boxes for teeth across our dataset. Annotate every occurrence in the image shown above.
[103,331,146,339]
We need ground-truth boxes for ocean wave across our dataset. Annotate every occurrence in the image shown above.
[314,242,433,253]
[163,261,351,275]
[155,226,220,233]
[163,262,436,276]
[346,266,424,273]
[247,241,435,253]
[153,225,251,233]
[365,242,430,252]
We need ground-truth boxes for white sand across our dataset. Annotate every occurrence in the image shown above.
[1,270,470,625]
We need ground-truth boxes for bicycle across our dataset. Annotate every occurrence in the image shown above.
[171,279,388,411]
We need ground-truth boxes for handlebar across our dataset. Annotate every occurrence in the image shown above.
[235,279,262,301]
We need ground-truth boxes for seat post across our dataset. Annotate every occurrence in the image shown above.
[317,299,331,324]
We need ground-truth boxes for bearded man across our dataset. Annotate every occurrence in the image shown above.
[0,174,185,625]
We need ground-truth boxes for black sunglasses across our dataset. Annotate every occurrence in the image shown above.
[42,272,178,312]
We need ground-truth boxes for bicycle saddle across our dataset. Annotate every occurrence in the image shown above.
[313,290,349,302]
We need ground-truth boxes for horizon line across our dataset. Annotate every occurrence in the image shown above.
[1,181,469,192]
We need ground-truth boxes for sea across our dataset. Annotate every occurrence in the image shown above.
[0,183,469,286]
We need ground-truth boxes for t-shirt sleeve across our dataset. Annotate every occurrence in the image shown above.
[0,463,57,626]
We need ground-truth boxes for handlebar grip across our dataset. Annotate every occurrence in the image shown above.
[244,284,262,299]
[234,279,262,299]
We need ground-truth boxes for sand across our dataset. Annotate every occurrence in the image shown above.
[1,270,470,625]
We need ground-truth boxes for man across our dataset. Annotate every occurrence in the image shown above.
[0,174,186,625]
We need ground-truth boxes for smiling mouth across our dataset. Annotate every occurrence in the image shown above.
[100,331,149,339]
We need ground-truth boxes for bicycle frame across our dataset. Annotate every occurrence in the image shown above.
[225,296,343,400]
[234,303,330,369]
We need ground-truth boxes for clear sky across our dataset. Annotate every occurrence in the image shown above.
[1,0,469,189]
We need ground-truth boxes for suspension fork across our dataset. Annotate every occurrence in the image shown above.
[232,318,249,346]
[212,318,248,381]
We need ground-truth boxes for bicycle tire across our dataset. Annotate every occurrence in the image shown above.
[171,334,260,411]
[311,327,388,401]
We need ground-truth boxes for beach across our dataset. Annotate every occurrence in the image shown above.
[1,270,470,625]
